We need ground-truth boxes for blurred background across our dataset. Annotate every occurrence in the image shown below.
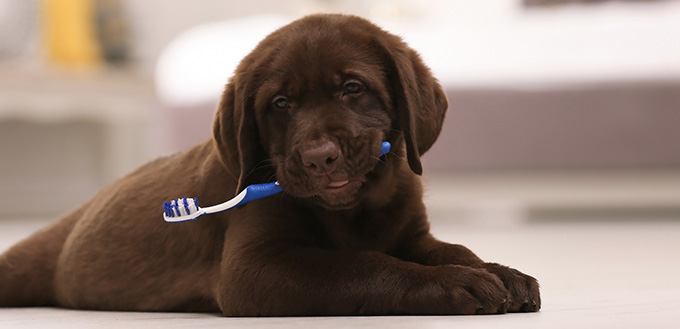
[1,0,679,224]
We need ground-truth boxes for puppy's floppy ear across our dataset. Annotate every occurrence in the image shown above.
[212,77,263,193]
[380,37,448,175]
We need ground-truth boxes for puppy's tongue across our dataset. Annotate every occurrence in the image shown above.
[327,180,350,188]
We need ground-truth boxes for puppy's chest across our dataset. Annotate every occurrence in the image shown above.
[319,211,401,253]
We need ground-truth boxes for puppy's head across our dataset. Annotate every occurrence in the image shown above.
[213,14,447,210]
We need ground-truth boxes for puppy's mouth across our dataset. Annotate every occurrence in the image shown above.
[326,180,350,189]
[322,179,360,197]
[274,139,387,209]
[280,172,373,210]
[316,178,366,209]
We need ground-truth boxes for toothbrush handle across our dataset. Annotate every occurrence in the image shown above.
[202,182,283,215]
[239,182,284,205]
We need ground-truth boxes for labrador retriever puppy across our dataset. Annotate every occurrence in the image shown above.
[0,14,540,316]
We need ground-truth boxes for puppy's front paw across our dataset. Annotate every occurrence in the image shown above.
[405,265,510,315]
[480,263,541,312]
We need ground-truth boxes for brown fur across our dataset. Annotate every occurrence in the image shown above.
[0,14,539,316]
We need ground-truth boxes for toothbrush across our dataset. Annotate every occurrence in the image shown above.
[162,141,391,223]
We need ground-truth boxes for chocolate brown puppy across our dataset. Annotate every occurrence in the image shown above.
[0,14,540,315]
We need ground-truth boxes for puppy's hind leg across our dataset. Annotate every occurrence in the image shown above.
[0,209,80,307]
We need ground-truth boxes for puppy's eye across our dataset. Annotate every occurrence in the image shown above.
[343,81,363,95]
[273,97,289,109]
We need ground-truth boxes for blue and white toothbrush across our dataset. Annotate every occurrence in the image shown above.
[162,141,391,223]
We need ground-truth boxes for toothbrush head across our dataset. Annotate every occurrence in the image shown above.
[163,198,204,222]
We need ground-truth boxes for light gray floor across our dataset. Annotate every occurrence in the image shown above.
[2,217,679,328]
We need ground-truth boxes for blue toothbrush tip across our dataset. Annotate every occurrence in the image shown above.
[380,141,391,156]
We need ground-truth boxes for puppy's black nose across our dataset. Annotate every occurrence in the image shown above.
[301,141,341,175]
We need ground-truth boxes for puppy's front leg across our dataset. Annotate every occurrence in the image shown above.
[404,234,541,313]
[216,242,509,316]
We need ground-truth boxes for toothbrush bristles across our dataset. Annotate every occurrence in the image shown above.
[163,197,199,218]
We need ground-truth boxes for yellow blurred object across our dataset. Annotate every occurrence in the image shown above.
[43,0,102,67]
